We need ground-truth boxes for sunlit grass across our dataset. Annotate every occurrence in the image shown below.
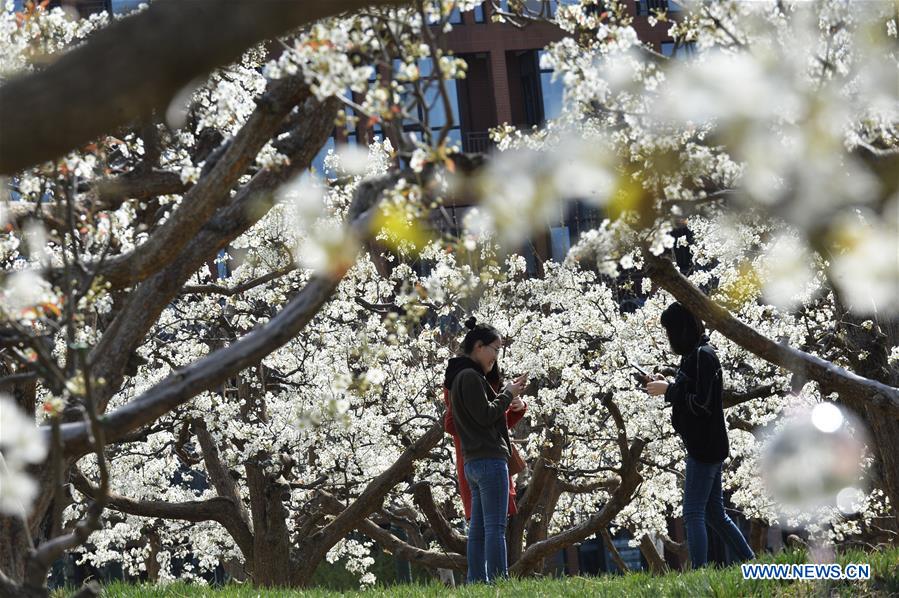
[51,545,899,597]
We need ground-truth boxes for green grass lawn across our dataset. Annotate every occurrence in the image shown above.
[59,546,899,598]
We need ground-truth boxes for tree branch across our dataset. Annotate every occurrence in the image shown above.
[318,492,466,571]
[291,421,444,585]
[556,476,619,494]
[723,384,778,409]
[600,528,629,573]
[507,431,563,564]
[0,0,406,174]
[181,264,298,297]
[192,420,254,559]
[661,533,688,560]
[88,95,341,414]
[510,438,646,576]
[410,482,467,555]
[72,468,255,564]
[80,75,311,290]
[642,252,899,414]
[639,534,668,574]
[57,169,402,456]
[87,170,189,211]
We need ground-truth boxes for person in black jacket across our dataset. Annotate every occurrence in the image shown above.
[645,302,755,568]
[447,317,527,583]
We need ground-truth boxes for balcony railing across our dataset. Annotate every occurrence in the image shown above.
[462,131,494,154]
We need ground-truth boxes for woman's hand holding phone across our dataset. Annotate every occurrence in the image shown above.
[630,364,651,386]
[504,373,529,399]
[645,373,668,396]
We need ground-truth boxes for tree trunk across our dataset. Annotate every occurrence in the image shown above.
[859,413,899,536]
[749,520,768,556]
[834,309,899,535]
[0,460,61,585]
[639,534,668,574]
[524,483,561,576]
[145,527,161,582]
[600,528,629,573]
[507,432,563,565]
[0,514,31,584]
[245,464,292,587]
[290,422,445,587]
[436,568,455,586]
[509,439,645,576]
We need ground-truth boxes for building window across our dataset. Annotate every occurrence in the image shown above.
[449,6,464,24]
[538,50,564,121]
[637,0,682,15]
[18,0,150,16]
[109,0,143,13]
[635,0,669,16]
[566,201,603,244]
[550,226,571,262]
[510,49,563,127]
[660,40,696,58]
[311,136,336,178]
[395,58,462,147]
[547,0,582,17]
[499,0,554,16]
[473,3,486,22]
[515,50,543,127]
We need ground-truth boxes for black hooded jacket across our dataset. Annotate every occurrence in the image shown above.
[664,337,730,463]
[444,356,513,464]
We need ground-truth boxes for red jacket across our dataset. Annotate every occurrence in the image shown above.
[443,387,527,520]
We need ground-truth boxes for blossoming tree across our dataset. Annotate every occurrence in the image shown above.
[0,0,897,596]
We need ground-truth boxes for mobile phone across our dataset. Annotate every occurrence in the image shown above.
[629,363,651,385]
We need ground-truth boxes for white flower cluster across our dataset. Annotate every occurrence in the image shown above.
[508,0,899,314]
[1,0,893,585]
[0,395,48,515]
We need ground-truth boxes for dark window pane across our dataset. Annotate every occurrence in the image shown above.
[637,0,671,16]
[423,80,460,129]
[538,50,564,121]
[550,226,571,262]
[311,137,336,177]
[540,72,563,120]
[661,40,696,58]
[110,0,143,13]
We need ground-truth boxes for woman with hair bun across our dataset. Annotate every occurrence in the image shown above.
[443,317,528,583]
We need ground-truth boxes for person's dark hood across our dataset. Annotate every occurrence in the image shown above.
[688,334,712,353]
[681,334,712,363]
[444,356,482,389]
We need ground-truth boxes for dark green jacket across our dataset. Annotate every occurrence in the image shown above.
[447,357,513,463]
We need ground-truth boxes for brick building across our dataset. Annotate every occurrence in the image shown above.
[316,1,683,155]
[311,1,687,274]
[17,0,142,15]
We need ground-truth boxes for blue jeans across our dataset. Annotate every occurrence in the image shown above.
[464,458,509,583]
[683,456,755,568]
